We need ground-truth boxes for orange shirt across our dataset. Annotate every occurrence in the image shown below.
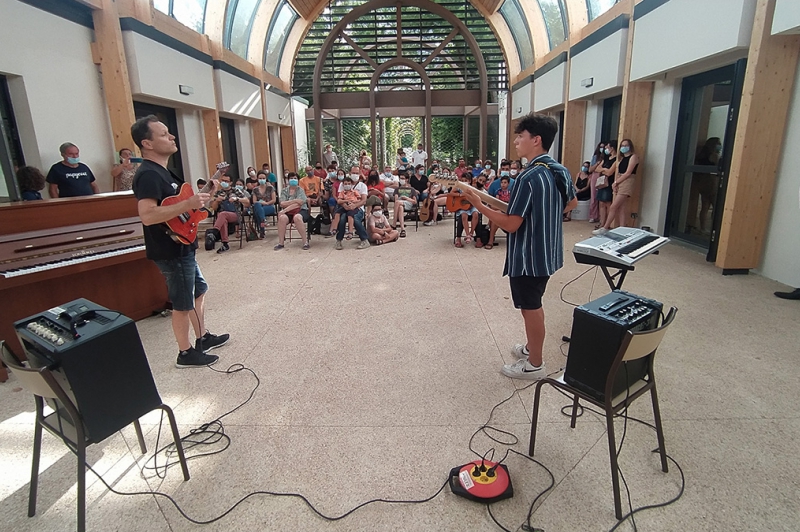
[299,176,322,197]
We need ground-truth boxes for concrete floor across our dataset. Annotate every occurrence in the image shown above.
[1,217,799,532]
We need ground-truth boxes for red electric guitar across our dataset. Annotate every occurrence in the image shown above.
[162,183,212,245]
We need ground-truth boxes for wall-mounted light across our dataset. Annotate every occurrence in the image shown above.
[580,77,594,88]
[179,85,194,95]
[278,113,285,120]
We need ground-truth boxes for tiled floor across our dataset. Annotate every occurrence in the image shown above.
[1,218,799,531]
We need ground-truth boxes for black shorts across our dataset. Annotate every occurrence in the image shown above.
[509,275,550,310]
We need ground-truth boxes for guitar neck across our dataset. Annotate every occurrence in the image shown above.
[430,176,508,213]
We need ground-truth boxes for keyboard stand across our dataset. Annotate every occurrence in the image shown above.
[600,266,629,291]
[573,253,635,291]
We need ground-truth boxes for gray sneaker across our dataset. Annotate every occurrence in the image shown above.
[335,240,343,250]
[357,240,370,250]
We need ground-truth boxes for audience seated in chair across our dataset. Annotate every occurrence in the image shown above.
[393,171,418,238]
[485,175,512,250]
[274,173,310,251]
[251,171,276,238]
[366,170,388,212]
[452,174,480,248]
[380,164,399,203]
[208,175,250,254]
[328,168,347,237]
[301,165,324,210]
[366,199,399,245]
[334,170,370,250]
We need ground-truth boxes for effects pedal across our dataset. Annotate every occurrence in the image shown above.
[449,460,513,504]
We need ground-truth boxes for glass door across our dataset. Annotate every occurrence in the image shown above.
[665,61,746,261]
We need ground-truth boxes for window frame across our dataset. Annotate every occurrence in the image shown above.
[537,0,569,50]
[155,0,209,34]
[263,0,299,75]
[499,0,535,71]
[224,0,264,58]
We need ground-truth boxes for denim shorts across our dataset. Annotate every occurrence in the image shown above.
[153,251,208,311]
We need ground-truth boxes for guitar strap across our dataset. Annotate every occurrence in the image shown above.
[533,161,569,210]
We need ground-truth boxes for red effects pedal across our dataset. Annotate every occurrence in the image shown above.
[449,460,514,504]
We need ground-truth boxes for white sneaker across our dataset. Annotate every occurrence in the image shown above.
[510,344,529,360]
[501,359,546,380]
[592,227,608,236]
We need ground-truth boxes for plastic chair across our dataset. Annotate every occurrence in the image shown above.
[528,307,678,520]
[0,343,190,532]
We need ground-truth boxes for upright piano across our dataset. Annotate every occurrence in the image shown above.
[0,192,169,382]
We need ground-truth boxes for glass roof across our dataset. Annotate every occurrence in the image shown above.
[225,0,263,58]
[537,0,568,51]
[264,0,299,75]
[293,0,507,101]
[586,0,619,21]
[154,0,208,33]
[499,0,534,71]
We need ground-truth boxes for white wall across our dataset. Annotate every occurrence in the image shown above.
[631,0,756,81]
[534,63,567,112]
[292,99,309,168]
[511,82,532,119]
[569,29,628,100]
[638,79,681,233]
[772,0,800,35]
[582,100,603,161]
[266,91,292,126]
[0,0,114,193]
[214,70,262,120]
[235,120,254,177]
[175,108,207,188]
[268,125,283,183]
[757,62,800,288]
[123,31,215,109]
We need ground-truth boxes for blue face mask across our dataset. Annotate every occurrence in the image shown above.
[288,179,299,187]
[620,146,630,154]
[328,172,336,178]
[220,181,230,189]
[485,164,491,169]
[500,171,510,177]
[604,149,611,155]
[582,166,589,173]
[258,179,266,185]
[235,185,243,191]
[67,157,80,165]
[475,163,482,168]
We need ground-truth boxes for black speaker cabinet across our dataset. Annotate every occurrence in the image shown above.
[564,290,663,402]
[14,298,162,442]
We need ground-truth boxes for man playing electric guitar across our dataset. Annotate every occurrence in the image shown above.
[131,115,230,369]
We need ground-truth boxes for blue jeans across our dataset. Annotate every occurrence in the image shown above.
[252,203,276,227]
[336,208,368,241]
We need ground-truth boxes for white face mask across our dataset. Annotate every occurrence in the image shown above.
[342,184,353,191]
[510,169,518,176]
[384,171,392,177]
[350,174,360,181]
[399,179,406,185]
[248,170,256,177]
[372,211,382,217]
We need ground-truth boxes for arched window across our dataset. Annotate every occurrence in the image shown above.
[264,0,299,75]
[537,0,568,50]
[586,0,618,21]
[154,0,208,33]
[225,0,263,58]
[499,0,534,71]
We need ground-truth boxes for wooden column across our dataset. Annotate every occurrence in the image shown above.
[562,100,587,174]
[617,3,654,226]
[252,84,271,167]
[280,126,297,173]
[716,0,800,271]
[92,0,136,153]
[202,110,224,174]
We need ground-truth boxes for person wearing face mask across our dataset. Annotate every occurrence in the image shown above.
[47,142,99,198]
[366,170,388,212]
[410,164,429,200]
[488,161,516,197]
[327,169,348,236]
[261,162,277,184]
[482,159,496,179]
[366,199,399,245]
[209,175,251,253]
[275,172,310,251]
[380,165,399,199]
[594,139,637,235]
[563,162,592,222]
[593,140,618,230]
[245,167,259,192]
[411,143,427,168]
[586,142,606,223]
[334,170,370,249]
[472,159,483,178]
[300,165,324,209]
[251,171,276,238]
[322,144,338,168]
[393,171,418,238]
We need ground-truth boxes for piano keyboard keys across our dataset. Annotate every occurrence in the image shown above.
[1,245,145,278]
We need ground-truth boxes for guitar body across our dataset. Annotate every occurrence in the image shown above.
[162,183,209,245]
[446,194,472,213]
[419,194,435,222]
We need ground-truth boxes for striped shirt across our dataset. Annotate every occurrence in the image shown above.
[503,154,576,278]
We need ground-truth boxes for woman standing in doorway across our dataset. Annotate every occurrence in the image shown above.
[587,142,605,223]
[594,139,638,235]
[593,140,617,231]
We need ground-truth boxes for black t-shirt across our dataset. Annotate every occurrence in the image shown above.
[46,162,96,197]
[410,174,428,195]
[132,159,196,260]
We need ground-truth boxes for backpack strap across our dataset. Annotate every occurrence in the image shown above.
[533,161,568,210]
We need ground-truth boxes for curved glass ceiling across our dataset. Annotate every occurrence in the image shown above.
[225,0,263,58]
[499,0,534,71]
[264,0,299,75]
[294,0,507,101]
[586,0,618,21]
[154,0,208,33]
[537,0,568,50]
